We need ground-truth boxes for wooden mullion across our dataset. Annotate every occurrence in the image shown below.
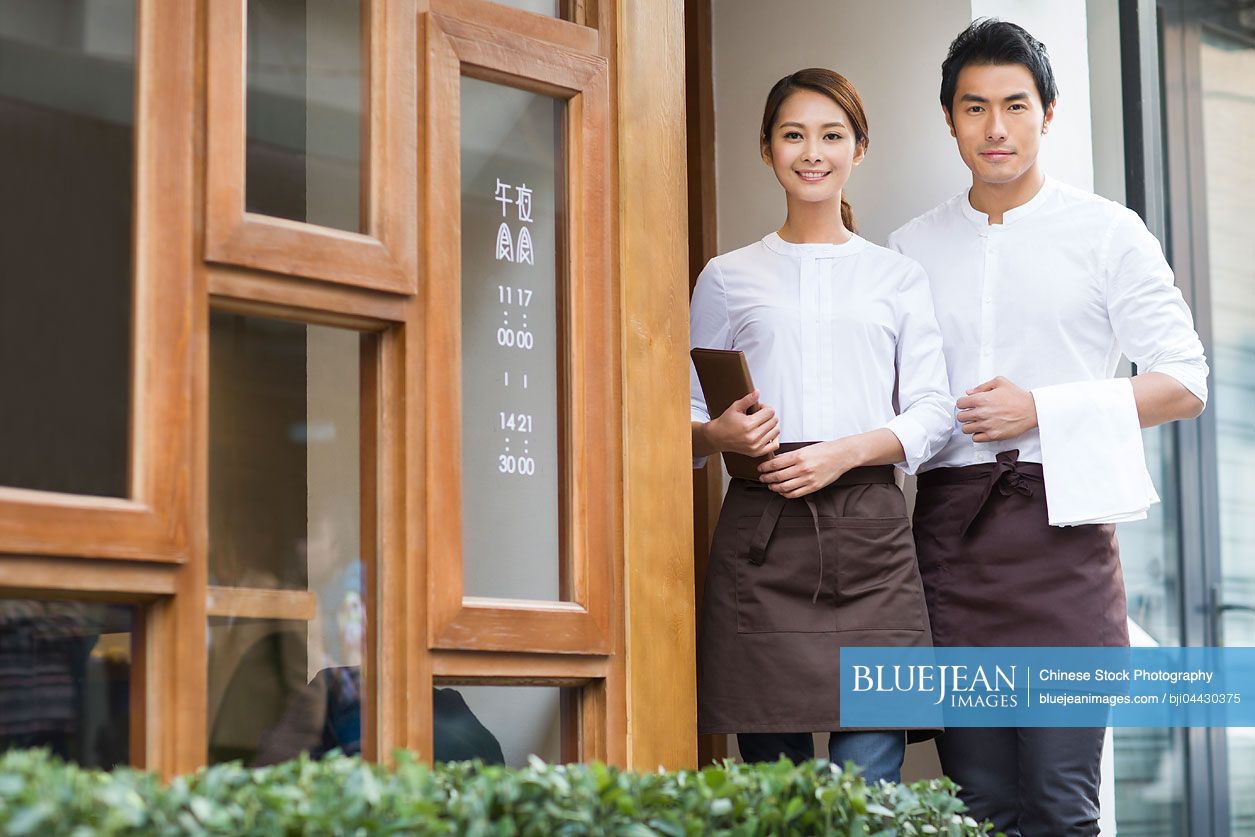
[129,606,149,770]
[208,267,408,328]
[0,556,178,600]
[205,586,318,621]
[359,331,380,762]
[618,0,696,771]
[579,679,607,762]
[593,0,627,771]
[430,649,608,680]
[432,0,598,52]
[685,0,726,769]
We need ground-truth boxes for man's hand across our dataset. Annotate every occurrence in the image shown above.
[757,439,855,499]
[956,376,1038,442]
[705,390,781,457]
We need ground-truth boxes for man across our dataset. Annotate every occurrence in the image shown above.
[888,19,1207,837]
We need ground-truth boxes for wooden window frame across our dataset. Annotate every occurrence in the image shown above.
[204,0,418,294]
[423,9,615,656]
[0,0,195,563]
[199,301,407,765]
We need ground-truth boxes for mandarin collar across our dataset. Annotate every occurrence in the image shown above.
[762,231,869,259]
[959,176,1057,232]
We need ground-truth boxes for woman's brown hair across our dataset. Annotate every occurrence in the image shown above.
[760,68,869,233]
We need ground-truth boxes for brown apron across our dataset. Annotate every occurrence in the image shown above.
[697,445,934,734]
[913,450,1130,649]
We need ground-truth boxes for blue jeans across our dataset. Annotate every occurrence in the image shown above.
[736,731,906,784]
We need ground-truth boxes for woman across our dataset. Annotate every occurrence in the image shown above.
[690,68,953,783]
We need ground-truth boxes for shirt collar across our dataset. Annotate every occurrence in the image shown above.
[958,175,1057,231]
[762,231,869,258]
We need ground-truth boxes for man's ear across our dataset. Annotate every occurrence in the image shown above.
[1042,98,1056,134]
[942,104,956,138]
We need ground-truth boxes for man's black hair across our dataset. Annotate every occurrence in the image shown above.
[940,18,1057,118]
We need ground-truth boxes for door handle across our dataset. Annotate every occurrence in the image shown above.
[1210,583,1255,646]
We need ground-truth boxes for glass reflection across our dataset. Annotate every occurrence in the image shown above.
[0,599,133,769]
[434,685,569,766]
[0,0,134,496]
[208,312,368,766]
[1112,425,1187,837]
[460,76,567,602]
[1199,22,1255,836]
[246,0,363,231]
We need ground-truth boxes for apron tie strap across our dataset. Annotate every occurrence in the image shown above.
[959,449,1036,537]
[746,492,786,566]
[741,459,895,604]
[803,496,823,604]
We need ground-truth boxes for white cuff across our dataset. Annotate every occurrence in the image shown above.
[883,413,930,475]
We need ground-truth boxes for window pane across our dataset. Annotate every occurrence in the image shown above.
[246,0,363,231]
[494,0,561,16]
[434,685,573,766]
[208,312,368,766]
[0,0,134,497]
[460,77,567,601]
[0,598,134,769]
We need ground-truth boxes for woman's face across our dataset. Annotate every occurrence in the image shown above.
[762,89,864,205]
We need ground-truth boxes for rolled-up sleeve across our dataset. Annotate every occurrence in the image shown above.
[690,259,731,468]
[882,261,955,474]
[1105,208,1209,405]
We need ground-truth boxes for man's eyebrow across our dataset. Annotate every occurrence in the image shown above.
[777,120,848,129]
[959,91,1032,103]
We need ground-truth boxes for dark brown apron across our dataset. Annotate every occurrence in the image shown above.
[913,450,1130,649]
[697,445,934,735]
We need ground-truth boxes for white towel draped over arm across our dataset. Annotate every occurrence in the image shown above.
[1032,377,1159,526]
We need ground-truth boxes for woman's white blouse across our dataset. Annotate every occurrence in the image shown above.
[690,232,955,474]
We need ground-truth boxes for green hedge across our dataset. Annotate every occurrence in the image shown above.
[0,748,990,836]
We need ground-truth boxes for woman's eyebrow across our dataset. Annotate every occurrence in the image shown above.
[778,120,847,129]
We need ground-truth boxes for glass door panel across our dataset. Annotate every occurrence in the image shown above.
[1199,21,1255,836]
[459,76,568,602]
[208,312,371,765]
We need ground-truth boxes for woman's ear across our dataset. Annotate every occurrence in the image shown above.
[760,142,772,166]
[852,141,867,167]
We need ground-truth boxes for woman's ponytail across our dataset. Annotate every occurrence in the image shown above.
[840,196,857,234]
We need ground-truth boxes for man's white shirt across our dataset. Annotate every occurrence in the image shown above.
[888,176,1208,479]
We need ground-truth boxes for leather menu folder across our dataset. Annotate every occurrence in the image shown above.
[690,347,770,480]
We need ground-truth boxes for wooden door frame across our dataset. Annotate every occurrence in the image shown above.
[682,0,725,768]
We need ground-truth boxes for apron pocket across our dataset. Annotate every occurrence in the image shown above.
[834,517,926,632]
[734,517,839,634]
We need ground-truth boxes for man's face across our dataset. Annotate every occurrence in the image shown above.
[944,63,1054,187]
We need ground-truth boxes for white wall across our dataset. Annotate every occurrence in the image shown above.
[712,0,972,250]
[712,0,1103,254]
